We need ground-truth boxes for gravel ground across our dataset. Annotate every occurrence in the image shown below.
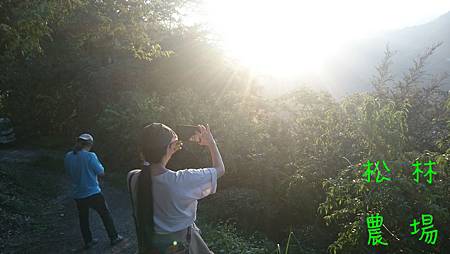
[0,148,137,254]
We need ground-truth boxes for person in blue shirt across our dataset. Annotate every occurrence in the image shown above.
[64,133,123,249]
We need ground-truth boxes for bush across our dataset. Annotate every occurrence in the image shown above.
[199,220,274,254]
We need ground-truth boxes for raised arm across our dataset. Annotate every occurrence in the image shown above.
[198,124,225,178]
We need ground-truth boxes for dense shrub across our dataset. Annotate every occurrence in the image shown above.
[1,1,449,252]
[199,221,274,254]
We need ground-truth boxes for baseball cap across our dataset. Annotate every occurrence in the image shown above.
[78,133,94,144]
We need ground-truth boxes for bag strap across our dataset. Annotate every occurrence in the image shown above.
[183,225,192,254]
[129,170,192,254]
[127,170,140,235]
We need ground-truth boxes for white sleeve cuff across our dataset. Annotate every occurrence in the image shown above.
[209,167,218,194]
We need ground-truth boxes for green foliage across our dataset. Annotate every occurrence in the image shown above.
[319,156,449,253]
[1,1,449,252]
[199,220,274,254]
[0,93,4,114]
[318,45,450,253]
[200,188,277,233]
[96,91,165,166]
[0,0,188,136]
[274,232,310,254]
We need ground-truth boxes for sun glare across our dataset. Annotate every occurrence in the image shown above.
[203,0,333,77]
[198,0,450,78]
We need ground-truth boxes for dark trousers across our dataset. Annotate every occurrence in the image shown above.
[74,192,118,244]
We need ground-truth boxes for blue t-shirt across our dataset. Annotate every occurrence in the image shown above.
[64,150,104,199]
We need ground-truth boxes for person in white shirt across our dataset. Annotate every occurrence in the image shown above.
[127,123,225,254]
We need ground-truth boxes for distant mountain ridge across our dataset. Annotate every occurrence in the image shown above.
[321,11,450,97]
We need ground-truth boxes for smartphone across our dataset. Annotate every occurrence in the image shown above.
[176,125,200,142]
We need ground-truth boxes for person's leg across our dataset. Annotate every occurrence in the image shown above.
[89,193,119,241]
[75,199,92,245]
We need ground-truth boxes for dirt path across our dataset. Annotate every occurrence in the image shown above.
[53,180,138,253]
[0,148,138,254]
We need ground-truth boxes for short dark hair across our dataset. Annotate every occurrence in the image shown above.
[139,123,175,163]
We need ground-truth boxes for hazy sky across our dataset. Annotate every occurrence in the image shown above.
[193,0,450,76]
[329,0,450,32]
[200,0,450,37]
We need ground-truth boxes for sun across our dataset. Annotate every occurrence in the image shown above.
[198,0,357,77]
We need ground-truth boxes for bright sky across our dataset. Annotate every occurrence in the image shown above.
[191,0,450,77]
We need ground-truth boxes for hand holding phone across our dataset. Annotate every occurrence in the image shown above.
[176,124,215,146]
[196,124,215,146]
[176,125,201,142]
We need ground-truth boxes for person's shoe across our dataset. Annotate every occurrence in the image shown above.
[84,238,99,249]
[110,234,124,246]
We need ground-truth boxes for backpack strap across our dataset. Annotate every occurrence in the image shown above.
[185,226,191,254]
[127,170,140,235]
[129,170,192,254]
